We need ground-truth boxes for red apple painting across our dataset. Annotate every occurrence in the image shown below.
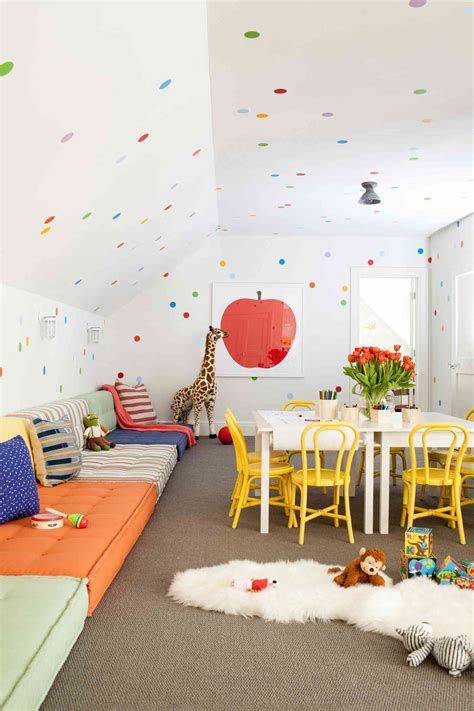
[221,290,297,369]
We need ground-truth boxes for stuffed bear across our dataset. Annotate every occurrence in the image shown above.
[397,622,472,677]
[83,413,116,451]
[328,547,386,588]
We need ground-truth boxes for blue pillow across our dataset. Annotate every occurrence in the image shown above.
[0,435,40,524]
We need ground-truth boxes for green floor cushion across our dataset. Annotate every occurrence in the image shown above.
[0,576,88,711]
[77,391,117,433]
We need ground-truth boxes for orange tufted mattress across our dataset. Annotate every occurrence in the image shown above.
[0,481,156,615]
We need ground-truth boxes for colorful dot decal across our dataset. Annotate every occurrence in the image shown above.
[117,371,124,379]
[192,291,199,297]
[136,376,143,385]
[140,218,149,224]
[422,118,433,124]
[159,79,172,90]
[271,173,280,177]
[219,260,226,267]
[82,212,92,220]
[342,285,349,292]
[116,242,125,249]
[164,204,172,211]
[296,172,305,176]
[287,393,294,399]
[369,171,379,175]
[116,155,127,164]
[337,140,348,144]
[237,108,249,114]
[244,31,260,38]
[417,248,424,254]
[229,273,236,280]
[428,257,432,263]
[18,342,22,353]
[40,227,51,235]
[169,301,176,308]
[44,216,55,224]
[251,376,258,381]
[112,212,121,219]
[26,336,30,346]
[409,0,427,6]
[309,282,316,288]
[42,366,46,375]
[368,259,374,266]
[192,149,201,156]
[133,335,141,342]
[138,133,149,142]
[409,157,419,160]
[163,272,169,277]
[341,299,347,306]
[64,316,68,324]
[0,61,14,77]
[138,267,144,272]
[256,113,268,118]
[279,258,285,265]
[189,212,197,217]
[74,279,82,286]
[258,142,268,147]
[183,312,190,319]
[111,280,118,286]
[324,251,331,258]
[322,112,334,117]
[170,183,179,189]
[61,132,74,143]
[274,88,287,94]
[335,386,342,393]
[414,89,427,94]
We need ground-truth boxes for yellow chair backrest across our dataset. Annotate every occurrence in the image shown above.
[408,423,469,485]
[225,410,249,474]
[299,422,359,487]
[465,408,474,421]
[282,400,316,411]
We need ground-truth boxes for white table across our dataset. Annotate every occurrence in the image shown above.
[253,410,474,535]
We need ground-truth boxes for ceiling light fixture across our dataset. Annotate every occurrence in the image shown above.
[358,181,381,205]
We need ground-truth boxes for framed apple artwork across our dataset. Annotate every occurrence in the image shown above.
[212,283,303,377]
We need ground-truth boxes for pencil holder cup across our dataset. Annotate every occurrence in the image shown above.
[341,405,359,425]
[319,400,338,421]
[314,401,320,417]
[402,407,421,426]
[370,408,392,425]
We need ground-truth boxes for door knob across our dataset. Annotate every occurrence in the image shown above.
[448,362,460,369]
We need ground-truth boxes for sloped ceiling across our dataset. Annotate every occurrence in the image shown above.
[1,0,473,315]
[208,0,473,237]
[1,1,218,315]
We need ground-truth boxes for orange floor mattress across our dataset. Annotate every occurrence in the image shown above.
[0,481,156,615]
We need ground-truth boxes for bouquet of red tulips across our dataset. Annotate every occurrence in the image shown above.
[343,345,415,411]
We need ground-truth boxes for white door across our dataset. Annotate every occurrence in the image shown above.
[351,267,429,410]
[450,270,474,417]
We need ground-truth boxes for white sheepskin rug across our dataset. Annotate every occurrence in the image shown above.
[168,559,473,641]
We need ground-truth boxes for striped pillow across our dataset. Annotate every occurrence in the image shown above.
[31,416,82,486]
[115,381,157,424]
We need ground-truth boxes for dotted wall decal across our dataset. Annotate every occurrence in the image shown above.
[341,299,347,306]
[18,342,22,353]
[74,279,82,285]
[256,113,268,118]
[0,61,14,77]
[42,366,46,375]
[274,88,287,94]
[64,316,68,324]
[116,242,125,248]
[169,301,176,308]
[342,285,349,292]
[138,133,149,142]
[116,155,127,164]
[183,312,190,319]
[322,112,334,117]
[229,273,236,280]
[44,216,55,224]
[369,171,379,175]
[40,227,51,235]
[244,30,260,38]
[271,173,280,177]
[60,132,74,143]
[335,386,342,393]
[409,157,419,160]
[296,172,305,176]
[278,258,286,265]
[237,108,249,113]
[82,212,92,220]
[26,336,30,346]
[189,212,197,217]
[421,118,433,123]
[258,142,268,147]
[192,291,199,297]
[164,204,172,211]
[159,79,172,90]
[409,0,427,6]
[417,247,424,254]
[138,267,145,272]
[368,259,374,265]
[112,212,122,219]
[428,257,432,263]
[140,218,149,224]
[251,376,258,381]
[170,183,179,190]
[59,384,63,393]
[219,260,226,267]
[117,371,124,379]
[192,149,201,157]
[309,282,316,288]
[324,251,331,258]
[111,280,118,286]
[133,335,141,342]
[414,88,427,94]
[337,140,348,144]
[136,376,143,385]
[163,272,169,277]
[287,392,294,399]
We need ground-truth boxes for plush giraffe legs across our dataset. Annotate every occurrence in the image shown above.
[205,399,217,438]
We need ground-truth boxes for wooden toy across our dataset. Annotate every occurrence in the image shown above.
[436,556,467,584]
[455,577,474,590]
[400,552,437,579]
[404,527,433,558]
[31,512,64,530]
[45,507,89,529]
[459,560,474,577]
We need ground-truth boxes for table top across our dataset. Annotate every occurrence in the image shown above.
[253,409,474,434]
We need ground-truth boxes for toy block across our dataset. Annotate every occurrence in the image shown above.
[404,527,433,558]
[400,551,437,580]
[455,577,474,590]
[435,556,467,585]
[459,560,474,577]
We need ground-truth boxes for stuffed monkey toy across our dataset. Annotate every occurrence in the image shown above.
[328,547,386,588]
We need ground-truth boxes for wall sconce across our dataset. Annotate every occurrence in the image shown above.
[40,316,57,340]
[87,326,101,345]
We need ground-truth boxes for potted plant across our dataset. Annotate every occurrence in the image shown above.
[343,345,415,419]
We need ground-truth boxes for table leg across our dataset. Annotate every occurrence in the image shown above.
[260,431,270,534]
[255,429,262,453]
[379,435,390,534]
[364,433,374,534]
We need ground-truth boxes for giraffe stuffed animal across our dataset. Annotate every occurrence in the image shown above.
[171,326,228,439]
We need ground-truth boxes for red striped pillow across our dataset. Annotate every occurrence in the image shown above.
[115,381,157,424]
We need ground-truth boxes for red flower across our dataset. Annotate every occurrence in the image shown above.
[393,344,401,352]
[348,354,357,363]
[358,357,367,365]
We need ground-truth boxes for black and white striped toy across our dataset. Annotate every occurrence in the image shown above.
[397,622,472,678]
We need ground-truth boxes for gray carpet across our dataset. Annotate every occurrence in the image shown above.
[42,439,473,711]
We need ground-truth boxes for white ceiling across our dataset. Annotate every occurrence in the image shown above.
[1,0,472,314]
[208,0,473,237]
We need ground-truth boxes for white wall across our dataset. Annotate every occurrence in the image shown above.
[429,213,473,415]
[99,233,429,431]
[0,285,104,413]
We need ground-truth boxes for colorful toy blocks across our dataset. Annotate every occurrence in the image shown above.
[455,577,474,590]
[400,552,437,580]
[435,556,467,585]
[459,560,474,577]
[404,527,433,558]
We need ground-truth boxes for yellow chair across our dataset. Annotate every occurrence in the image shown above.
[281,400,316,411]
[428,408,474,503]
[356,445,407,487]
[288,422,359,545]
[225,409,289,464]
[400,423,469,544]
[225,413,294,529]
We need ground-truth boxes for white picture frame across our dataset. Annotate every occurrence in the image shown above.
[212,282,304,378]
